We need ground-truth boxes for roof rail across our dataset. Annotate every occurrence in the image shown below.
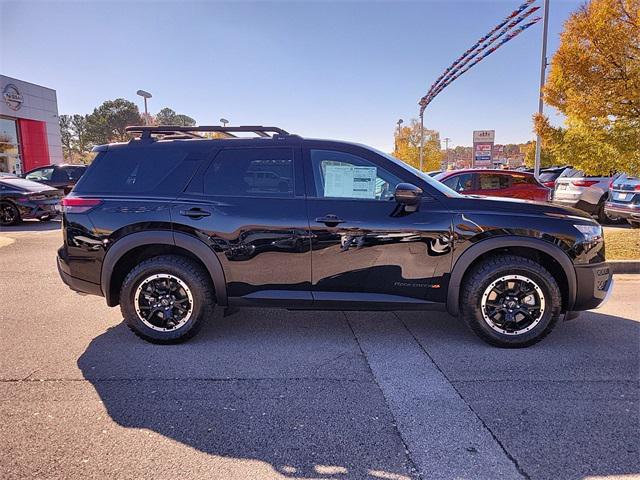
[125,125,290,141]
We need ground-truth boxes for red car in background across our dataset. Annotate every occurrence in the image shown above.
[434,169,552,202]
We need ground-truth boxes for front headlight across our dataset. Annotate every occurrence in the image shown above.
[574,224,603,240]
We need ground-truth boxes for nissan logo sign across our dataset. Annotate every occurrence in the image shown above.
[3,84,24,111]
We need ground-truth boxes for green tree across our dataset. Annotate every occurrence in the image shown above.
[155,107,196,126]
[392,119,444,172]
[535,0,639,175]
[86,99,142,145]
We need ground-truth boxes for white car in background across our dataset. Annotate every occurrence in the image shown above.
[553,169,624,224]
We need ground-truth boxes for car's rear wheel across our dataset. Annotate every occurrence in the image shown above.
[460,255,562,348]
[0,202,21,226]
[119,255,214,344]
[597,200,624,225]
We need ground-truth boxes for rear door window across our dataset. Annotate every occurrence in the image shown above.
[203,148,294,198]
[442,173,474,193]
[25,167,54,182]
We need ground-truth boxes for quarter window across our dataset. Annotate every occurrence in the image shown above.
[310,149,401,200]
[478,174,509,190]
[203,148,294,197]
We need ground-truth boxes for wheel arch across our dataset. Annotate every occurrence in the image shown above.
[447,236,576,316]
[101,231,227,307]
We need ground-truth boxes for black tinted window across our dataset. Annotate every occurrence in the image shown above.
[74,148,195,195]
[203,148,294,197]
[66,167,86,180]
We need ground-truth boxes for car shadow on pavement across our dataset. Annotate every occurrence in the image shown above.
[77,308,639,479]
[77,310,417,479]
[1,219,61,232]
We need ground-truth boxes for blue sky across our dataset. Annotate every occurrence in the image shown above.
[1,0,580,151]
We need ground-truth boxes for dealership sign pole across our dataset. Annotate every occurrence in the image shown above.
[418,1,542,165]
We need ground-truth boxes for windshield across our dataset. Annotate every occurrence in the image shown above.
[370,148,462,197]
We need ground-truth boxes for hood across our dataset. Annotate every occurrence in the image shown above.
[446,194,594,221]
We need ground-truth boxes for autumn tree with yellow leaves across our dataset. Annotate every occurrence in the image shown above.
[392,119,444,172]
[535,0,639,175]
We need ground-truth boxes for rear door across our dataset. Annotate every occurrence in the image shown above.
[171,144,312,304]
[303,142,453,306]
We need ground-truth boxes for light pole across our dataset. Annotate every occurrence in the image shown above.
[136,90,152,125]
[419,112,425,171]
[444,137,451,168]
[220,118,229,127]
[395,118,403,151]
[534,0,550,179]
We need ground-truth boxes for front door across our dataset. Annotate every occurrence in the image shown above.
[171,145,312,304]
[303,144,453,306]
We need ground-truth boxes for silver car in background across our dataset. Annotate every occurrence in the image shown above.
[553,168,623,224]
[605,174,640,228]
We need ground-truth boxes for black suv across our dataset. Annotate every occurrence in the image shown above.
[57,125,613,348]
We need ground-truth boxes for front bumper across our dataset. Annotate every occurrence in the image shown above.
[604,202,640,221]
[573,262,614,311]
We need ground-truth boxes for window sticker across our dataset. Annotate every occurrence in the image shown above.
[324,165,377,199]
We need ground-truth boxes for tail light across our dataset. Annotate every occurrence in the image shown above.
[571,180,598,187]
[62,197,102,213]
[543,180,555,188]
[609,179,614,190]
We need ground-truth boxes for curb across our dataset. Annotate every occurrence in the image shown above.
[610,260,640,274]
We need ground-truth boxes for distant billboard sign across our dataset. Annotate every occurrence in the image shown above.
[473,130,495,167]
[473,130,495,143]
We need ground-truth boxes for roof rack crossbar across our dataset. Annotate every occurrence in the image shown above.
[126,125,290,138]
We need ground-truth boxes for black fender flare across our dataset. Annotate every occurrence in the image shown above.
[101,230,227,307]
[446,236,576,316]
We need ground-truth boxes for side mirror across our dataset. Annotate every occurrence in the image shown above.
[394,183,423,208]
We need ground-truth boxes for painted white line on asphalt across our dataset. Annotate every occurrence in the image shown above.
[346,311,526,480]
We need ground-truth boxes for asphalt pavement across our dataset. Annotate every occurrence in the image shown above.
[1,221,638,480]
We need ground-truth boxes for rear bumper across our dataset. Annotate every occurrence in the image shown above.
[572,262,613,311]
[604,202,640,221]
[57,249,103,297]
[17,202,60,220]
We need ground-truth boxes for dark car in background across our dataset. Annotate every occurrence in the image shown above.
[537,166,571,189]
[605,174,640,228]
[434,169,551,202]
[57,125,611,349]
[0,176,63,225]
[23,164,87,194]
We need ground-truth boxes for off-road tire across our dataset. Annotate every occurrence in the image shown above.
[119,255,215,344]
[460,254,562,348]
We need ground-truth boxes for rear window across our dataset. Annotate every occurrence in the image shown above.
[74,147,198,195]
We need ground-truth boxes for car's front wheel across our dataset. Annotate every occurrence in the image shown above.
[460,255,562,348]
[120,255,215,344]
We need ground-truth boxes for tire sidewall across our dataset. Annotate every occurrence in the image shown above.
[0,202,20,226]
[120,260,207,343]
[465,263,560,347]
